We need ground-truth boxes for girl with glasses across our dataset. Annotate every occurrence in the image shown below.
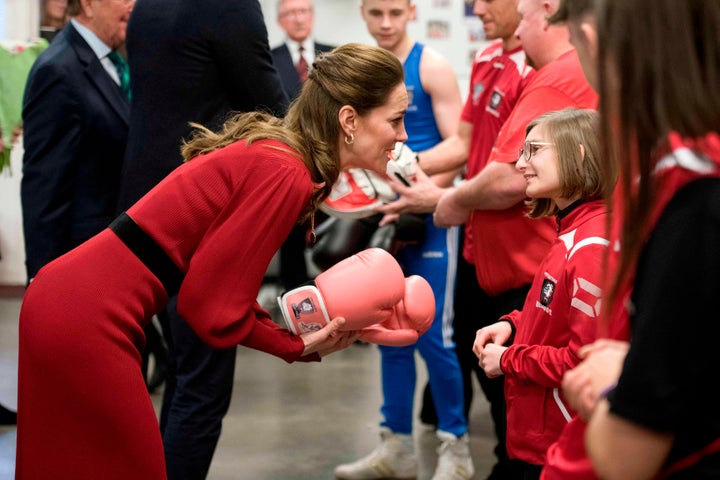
[472,108,615,479]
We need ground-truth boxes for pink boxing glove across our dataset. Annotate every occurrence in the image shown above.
[277,248,405,334]
[359,275,435,346]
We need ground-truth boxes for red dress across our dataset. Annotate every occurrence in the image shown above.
[16,139,316,479]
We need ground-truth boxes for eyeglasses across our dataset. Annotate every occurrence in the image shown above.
[519,141,554,162]
[279,8,313,18]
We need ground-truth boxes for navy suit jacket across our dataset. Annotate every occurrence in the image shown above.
[117,0,288,211]
[21,23,130,280]
[271,41,334,104]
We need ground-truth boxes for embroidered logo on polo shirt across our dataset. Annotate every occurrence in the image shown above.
[489,90,502,110]
[485,88,504,118]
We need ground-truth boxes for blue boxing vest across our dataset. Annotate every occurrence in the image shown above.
[403,43,442,152]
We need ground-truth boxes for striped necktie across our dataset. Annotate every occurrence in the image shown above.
[296,46,309,83]
[108,50,131,100]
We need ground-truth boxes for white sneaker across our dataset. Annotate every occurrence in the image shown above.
[334,427,417,479]
[431,431,475,480]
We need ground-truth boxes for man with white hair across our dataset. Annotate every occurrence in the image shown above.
[271,0,334,291]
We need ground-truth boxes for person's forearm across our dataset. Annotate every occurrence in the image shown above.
[586,401,673,480]
[453,163,527,211]
[430,168,459,189]
[417,135,468,176]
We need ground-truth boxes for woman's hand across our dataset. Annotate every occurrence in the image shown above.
[300,317,361,358]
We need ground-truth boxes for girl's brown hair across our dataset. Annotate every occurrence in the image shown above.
[523,108,611,218]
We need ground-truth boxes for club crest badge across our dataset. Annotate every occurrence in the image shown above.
[489,90,502,111]
[540,279,556,307]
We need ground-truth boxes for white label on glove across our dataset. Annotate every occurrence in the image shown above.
[277,285,331,334]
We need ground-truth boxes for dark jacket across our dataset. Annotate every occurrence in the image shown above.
[22,22,130,279]
[117,0,288,212]
[271,41,334,104]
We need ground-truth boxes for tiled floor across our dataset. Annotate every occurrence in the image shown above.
[0,284,498,479]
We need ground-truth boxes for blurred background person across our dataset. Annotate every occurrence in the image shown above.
[39,0,68,43]
[271,0,334,291]
[22,0,133,284]
[272,0,333,106]
[20,0,133,433]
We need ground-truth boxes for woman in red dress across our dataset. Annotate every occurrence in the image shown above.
[16,43,410,479]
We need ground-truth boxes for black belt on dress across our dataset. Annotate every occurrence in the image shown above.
[109,212,184,297]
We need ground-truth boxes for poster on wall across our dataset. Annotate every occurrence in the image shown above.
[463,0,487,66]
[427,19,450,39]
[466,18,486,42]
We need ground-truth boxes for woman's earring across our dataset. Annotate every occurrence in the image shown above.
[344,133,354,145]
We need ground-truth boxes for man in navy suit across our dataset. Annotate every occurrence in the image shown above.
[22,0,134,283]
[116,1,287,479]
[271,0,334,289]
[271,0,334,104]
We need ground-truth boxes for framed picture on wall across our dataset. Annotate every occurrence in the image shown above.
[464,0,474,17]
[427,19,450,40]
